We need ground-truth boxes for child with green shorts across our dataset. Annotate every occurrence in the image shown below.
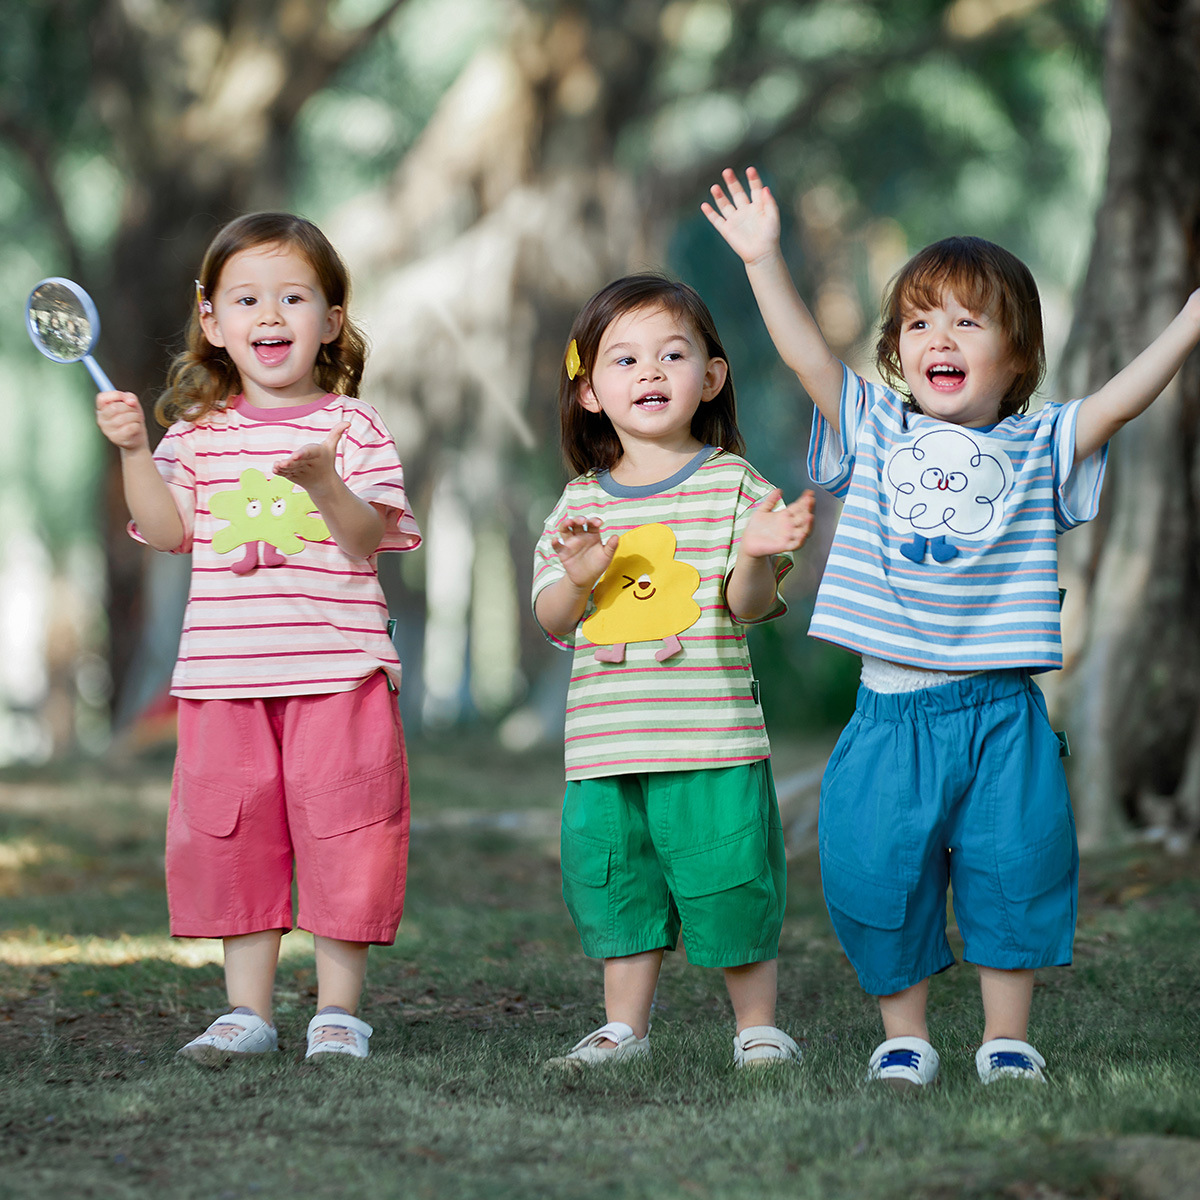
[533,273,815,1068]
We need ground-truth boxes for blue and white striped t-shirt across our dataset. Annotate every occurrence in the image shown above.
[806,364,1108,671]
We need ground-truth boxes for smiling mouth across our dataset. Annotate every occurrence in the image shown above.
[635,393,669,409]
[254,338,293,366]
[926,364,965,390]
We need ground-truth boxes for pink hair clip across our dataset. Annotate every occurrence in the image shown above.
[195,279,213,315]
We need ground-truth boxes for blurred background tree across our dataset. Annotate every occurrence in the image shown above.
[10,0,1194,850]
[0,0,409,748]
[1056,0,1200,845]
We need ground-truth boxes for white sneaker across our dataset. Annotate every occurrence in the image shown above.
[976,1038,1046,1083]
[866,1036,939,1091]
[733,1025,801,1068]
[177,1012,278,1067]
[305,1012,373,1061]
[544,1021,650,1070]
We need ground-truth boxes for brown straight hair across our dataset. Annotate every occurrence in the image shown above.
[156,212,368,426]
[558,274,744,476]
[876,236,1045,419]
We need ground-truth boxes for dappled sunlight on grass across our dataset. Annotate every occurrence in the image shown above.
[0,928,317,967]
[0,835,70,871]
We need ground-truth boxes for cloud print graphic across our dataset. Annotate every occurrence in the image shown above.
[885,427,1012,541]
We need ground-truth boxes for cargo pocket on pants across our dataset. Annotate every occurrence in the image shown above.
[820,850,908,931]
[560,827,611,888]
[996,819,1074,903]
[559,826,612,952]
[671,818,765,898]
[994,813,1076,960]
[300,764,406,840]
[177,769,244,838]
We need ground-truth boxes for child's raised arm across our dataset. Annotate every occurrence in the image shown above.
[95,390,185,552]
[703,167,845,431]
[1072,289,1200,463]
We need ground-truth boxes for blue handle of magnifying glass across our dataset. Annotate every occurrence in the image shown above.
[82,355,115,393]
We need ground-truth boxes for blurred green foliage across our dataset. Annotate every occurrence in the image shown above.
[0,0,1109,740]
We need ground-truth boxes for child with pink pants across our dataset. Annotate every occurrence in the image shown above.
[96,212,420,1065]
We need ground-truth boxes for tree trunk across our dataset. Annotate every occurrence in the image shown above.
[1059,0,1200,846]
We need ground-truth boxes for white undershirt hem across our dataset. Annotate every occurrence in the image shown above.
[860,654,984,695]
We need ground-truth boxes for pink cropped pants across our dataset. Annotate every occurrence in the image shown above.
[166,672,409,944]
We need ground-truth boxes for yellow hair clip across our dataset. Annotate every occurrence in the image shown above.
[565,339,582,380]
[195,279,212,315]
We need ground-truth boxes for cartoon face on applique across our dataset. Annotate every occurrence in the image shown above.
[885,427,1013,549]
[582,523,701,649]
[209,468,329,556]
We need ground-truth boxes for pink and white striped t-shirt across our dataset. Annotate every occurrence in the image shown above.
[133,393,421,699]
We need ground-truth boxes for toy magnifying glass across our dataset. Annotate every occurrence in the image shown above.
[25,277,115,392]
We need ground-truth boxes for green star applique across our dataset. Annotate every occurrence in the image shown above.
[210,468,329,556]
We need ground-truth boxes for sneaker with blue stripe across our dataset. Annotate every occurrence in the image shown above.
[975,1037,1046,1083]
[866,1036,939,1092]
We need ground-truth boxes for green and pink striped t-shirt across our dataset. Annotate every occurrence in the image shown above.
[533,447,792,780]
[134,392,420,699]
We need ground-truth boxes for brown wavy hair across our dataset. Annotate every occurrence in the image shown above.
[156,212,368,426]
[558,274,744,476]
[876,236,1045,420]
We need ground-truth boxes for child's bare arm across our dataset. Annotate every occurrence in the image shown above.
[1073,289,1200,463]
[534,517,619,638]
[703,168,845,431]
[725,489,815,623]
[95,391,185,552]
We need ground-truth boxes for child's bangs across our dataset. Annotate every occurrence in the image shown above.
[617,295,708,351]
[895,259,1002,321]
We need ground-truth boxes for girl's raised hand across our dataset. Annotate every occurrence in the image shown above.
[274,421,348,490]
[95,391,149,452]
[702,167,781,266]
[739,488,816,559]
[551,517,619,590]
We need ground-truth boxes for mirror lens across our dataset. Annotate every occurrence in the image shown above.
[28,282,95,362]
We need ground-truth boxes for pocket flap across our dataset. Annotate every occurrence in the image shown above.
[997,820,1075,903]
[304,765,407,839]
[560,828,610,888]
[821,851,907,931]
[178,769,244,839]
[671,818,765,898]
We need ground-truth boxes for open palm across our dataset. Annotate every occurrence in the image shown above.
[702,167,781,265]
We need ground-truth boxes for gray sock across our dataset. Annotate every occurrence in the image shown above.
[231,1006,274,1029]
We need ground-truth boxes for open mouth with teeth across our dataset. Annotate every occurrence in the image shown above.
[254,338,293,366]
[635,393,669,409]
[926,364,965,390]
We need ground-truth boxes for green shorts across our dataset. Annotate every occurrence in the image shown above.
[559,760,786,969]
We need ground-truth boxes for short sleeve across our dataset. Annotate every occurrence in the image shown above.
[342,403,422,553]
[806,362,896,500]
[1044,398,1109,532]
[531,491,576,651]
[725,470,794,626]
[128,423,196,553]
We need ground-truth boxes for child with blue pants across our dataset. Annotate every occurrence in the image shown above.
[707,166,1200,1087]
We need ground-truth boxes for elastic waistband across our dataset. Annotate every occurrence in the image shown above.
[854,669,1033,722]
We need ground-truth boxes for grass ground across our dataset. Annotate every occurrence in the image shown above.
[1,739,1199,1200]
